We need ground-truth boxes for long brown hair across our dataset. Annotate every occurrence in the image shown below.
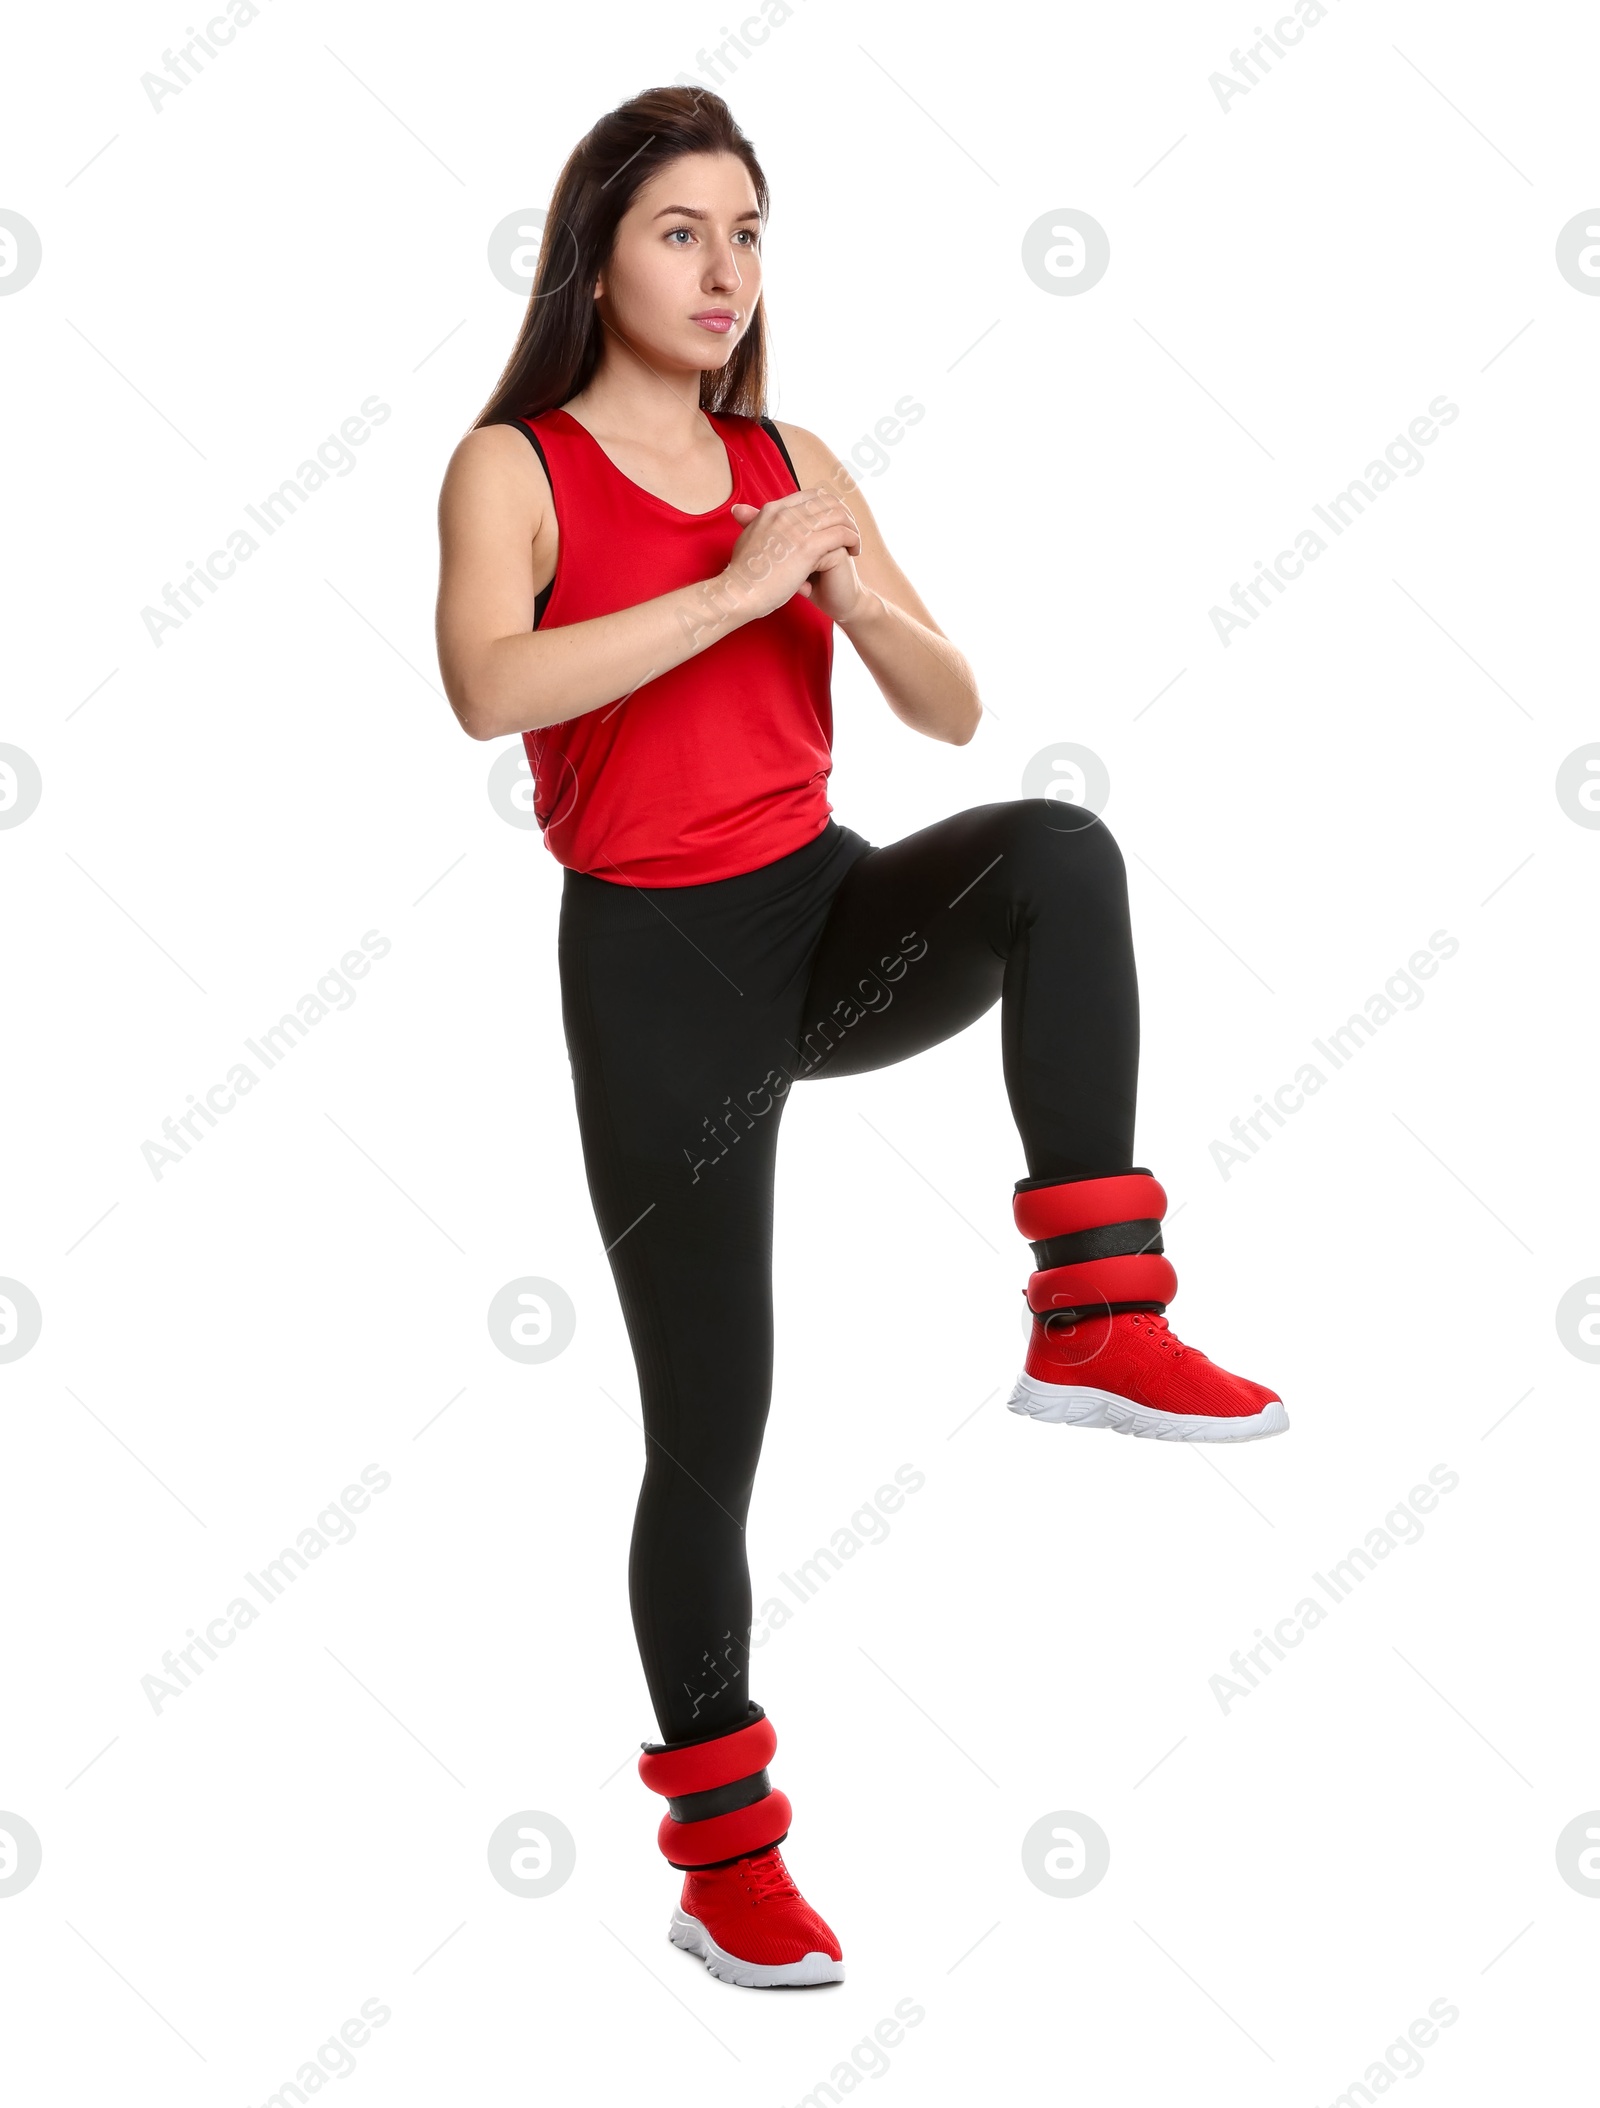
[473,86,772,431]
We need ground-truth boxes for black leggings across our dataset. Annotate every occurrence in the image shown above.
[557,799,1139,1742]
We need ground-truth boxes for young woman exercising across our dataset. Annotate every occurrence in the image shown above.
[436,86,1286,1991]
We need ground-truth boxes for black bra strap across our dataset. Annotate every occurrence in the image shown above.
[757,415,801,492]
[489,416,556,627]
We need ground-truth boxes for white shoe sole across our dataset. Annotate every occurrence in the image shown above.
[1007,1371,1289,1443]
[669,1905,844,1988]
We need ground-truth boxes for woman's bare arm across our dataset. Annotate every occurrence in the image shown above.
[435,425,860,741]
[774,422,982,746]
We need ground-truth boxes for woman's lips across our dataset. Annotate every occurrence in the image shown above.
[691,313,736,334]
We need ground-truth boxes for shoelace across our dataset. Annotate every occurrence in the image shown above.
[742,1848,801,1905]
[1034,1309,1209,1363]
[1133,1311,1217,1362]
[1135,1312,1182,1356]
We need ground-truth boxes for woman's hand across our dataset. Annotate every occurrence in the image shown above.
[724,490,863,622]
[790,537,873,626]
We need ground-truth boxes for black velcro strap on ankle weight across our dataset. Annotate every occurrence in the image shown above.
[1030,1218,1164,1271]
[1034,1296,1170,1324]
[666,1768,773,1824]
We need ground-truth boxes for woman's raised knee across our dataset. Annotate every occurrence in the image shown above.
[1008,795,1125,880]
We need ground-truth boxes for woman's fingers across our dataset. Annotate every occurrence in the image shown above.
[722,484,861,615]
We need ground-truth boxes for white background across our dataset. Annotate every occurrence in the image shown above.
[3,1,1597,2101]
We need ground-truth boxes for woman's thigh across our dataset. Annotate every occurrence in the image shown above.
[555,825,873,1440]
[790,799,1138,1173]
[558,892,786,1428]
[791,799,1112,1073]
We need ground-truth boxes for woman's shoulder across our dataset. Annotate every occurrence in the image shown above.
[443,418,554,516]
[481,403,574,438]
[749,416,842,492]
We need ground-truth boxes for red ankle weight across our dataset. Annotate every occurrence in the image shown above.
[1013,1170,1167,1241]
[1013,1169,1177,1319]
[638,1707,792,1870]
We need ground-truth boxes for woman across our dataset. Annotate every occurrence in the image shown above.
[436,85,1286,1991]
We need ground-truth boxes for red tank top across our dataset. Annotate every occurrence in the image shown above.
[512,406,836,886]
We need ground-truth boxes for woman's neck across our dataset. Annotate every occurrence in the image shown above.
[565,344,707,448]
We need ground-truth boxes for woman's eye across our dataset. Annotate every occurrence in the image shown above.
[665,226,758,245]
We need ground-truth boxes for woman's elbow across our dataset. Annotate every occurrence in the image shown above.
[442,668,493,742]
[950,689,984,744]
[446,651,522,742]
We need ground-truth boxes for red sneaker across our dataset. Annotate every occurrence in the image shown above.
[670,1845,844,1988]
[1008,1308,1288,1442]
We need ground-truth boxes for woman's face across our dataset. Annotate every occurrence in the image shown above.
[596,151,763,375]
